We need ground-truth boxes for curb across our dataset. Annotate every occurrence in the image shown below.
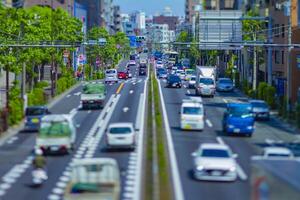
[0,82,82,146]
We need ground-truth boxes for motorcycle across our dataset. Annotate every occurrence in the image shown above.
[32,168,48,187]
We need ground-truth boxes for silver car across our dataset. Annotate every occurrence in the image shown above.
[216,78,234,92]
[249,100,270,120]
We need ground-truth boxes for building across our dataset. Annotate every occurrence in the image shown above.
[268,0,300,104]
[113,5,122,33]
[147,23,175,50]
[185,0,202,23]
[135,11,146,30]
[163,6,173,16]
[1,0,12,7]
[153,15,179,31]
[122,21,135,36]
[102,0,114,33]
[23,0,74,15]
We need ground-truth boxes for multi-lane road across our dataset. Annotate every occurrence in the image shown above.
[0,58,299,200]
[0,60,147,200]
[157,67,300,200]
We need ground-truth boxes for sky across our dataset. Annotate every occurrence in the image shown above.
[114,0,184,17]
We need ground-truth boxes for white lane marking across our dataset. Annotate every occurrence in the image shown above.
[183,85,187,88]
[123,107,129,113]
[205,119,213,128]
[6,136,18,144]
[66,94,71,98]
[186,90,190,95]
[157,79,184,200]
[223,98,228,103]
[129,90,134,94]
[87,110,91,114]
[73,92,81,96]
[216,137,248,181]
[48,194,60,200]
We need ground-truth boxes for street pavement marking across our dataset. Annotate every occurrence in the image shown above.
[130,90,134,94]
[66,94,71,98]
[223,98,228,103]
[187,90,190,95]
[216,136,248,181]
[73,92,81,96]
[123,107,129,113]
[116,82,125,94]
[157,79,184,200]
[205,119,213,127]
[6,136,18,144]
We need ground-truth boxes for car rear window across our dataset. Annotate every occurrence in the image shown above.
[109,127,132,134]
[183,107,202,115]
[267,153,291,157]
[201,149,230,158]
[26,108,45,116]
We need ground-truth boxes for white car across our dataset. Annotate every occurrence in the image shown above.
[192,143,238,181]
[188,76,196,88]
[180,97,204,131]
[105,69,118,84]
[106,123,136,150]
[263,147,294,159]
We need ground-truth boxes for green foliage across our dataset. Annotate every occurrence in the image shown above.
[264,85,276,109]
[35,81,49,88]
[257,82,268,100]
[247,89,257,98]
[92,71,105,80]
[28,88,46,106]
[8,84,23,126]
[56,66,76,95]
[84,64,92,80]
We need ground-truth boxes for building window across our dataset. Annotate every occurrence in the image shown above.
[275,50,280,64]
[282,24,285,38]
[274,24,279,37]
[281,51,284,64]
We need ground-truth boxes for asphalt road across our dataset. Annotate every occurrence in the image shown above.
[0,60,148,200]
[158,74,300,200]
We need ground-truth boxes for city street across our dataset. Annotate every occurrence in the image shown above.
[0,60,148,200]
[158,76,300,200]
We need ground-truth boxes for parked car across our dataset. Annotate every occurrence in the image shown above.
[263,147,294,159]
[188,76,197,89]
[249,100,270,120]
[191,143,238,181]
[166,75,182,88]
[118,71,128,79]
[24,106,51,131]
[222,103,255,137]
[106,123,136,150]
[216,78,234,92]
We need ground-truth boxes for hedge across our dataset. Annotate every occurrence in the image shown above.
[264,85,276,109]
[257,82,268,100]
[27,88,46,106]
[8,85,23,126]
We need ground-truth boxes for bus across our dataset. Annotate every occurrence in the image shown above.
[164,51,179,65]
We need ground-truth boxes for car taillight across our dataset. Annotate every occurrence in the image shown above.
[60,145,67,151]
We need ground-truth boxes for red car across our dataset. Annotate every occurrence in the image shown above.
[118,71,128,79]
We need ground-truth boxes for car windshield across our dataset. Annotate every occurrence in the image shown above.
[251,102,268,108]
[190,77,196,81]
[26,108,45,116]
[183,107,202,115]
[109,127,132,134]
[199,78,214,85]
[157,61,162,64]
[219,79,232,84]
[228,105,252,117]
[267,153,291,157]
[169,76,181,81]
[201,149,230,158]
[39,121,71,138]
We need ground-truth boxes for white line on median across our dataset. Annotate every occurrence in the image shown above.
[205,119,213,128]
[223,99,228,103]
[216,136,248,181]
[157,79,184,200]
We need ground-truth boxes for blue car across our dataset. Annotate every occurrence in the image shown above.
[24,106,51,131]
[222,103,255,137]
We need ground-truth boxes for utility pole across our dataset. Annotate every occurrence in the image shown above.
[267,17,273,85]
[286,0,292,112]
[253,31,257,90]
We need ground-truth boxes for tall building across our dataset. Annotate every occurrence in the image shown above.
[102,0,114,33]
[113,5,122,33]
[185,0,202,23]
[136,11,146,30]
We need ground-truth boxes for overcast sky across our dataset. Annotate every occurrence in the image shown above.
[114,0,184,17]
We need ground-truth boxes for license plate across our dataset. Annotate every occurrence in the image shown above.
[50,146,59,151]
[233,128,240,133]
[116,137,125,140]
[31,118,39,123]
[211,171,222,176]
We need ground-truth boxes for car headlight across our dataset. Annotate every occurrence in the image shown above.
[228,125,234,129]
[229,166,236,172]
[196,165,204,171]
[247,126,253,129]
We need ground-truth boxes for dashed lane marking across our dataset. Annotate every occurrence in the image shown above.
[66,94,71,98]
[223,98,228,103]
[123,107,129,113]
[73,92,81,96]
[130,90,134,94]
[186,90,191,95]
[205,119,213,128]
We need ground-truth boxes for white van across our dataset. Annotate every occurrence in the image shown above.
[105,69,118,84]
[36,114,76,154]
[64,158,120,200]
[180,97,204,131]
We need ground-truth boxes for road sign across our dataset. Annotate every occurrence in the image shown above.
[128,36,137,48]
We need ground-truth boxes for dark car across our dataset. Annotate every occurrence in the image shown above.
[249,100,270,120]
[24,106,51,131]
[166,75,182,88]
[216,78,234,92]
[139,64,147,76]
